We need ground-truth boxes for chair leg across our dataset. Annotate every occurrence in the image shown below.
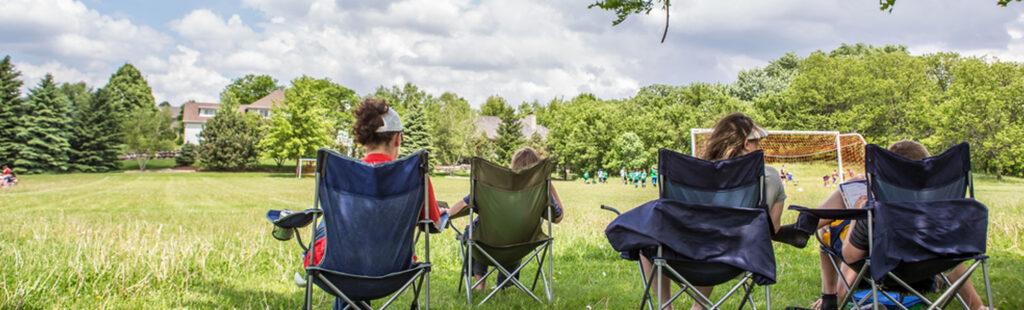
[982,258,994,309]
[531,244,548,291]
[765,285,771,310]
[304,273,314,310]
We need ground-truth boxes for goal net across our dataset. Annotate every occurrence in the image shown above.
[690,129,866,183]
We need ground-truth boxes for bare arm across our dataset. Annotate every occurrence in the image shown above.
[447,199,468,218]
[550,185,564,223]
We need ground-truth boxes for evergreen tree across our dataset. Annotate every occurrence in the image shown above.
[15,74,71,173]
[0,56,25,167]
[401,102,432,157]
[494,112,525,164]
[67,88,122,172]
[105,63,156,117]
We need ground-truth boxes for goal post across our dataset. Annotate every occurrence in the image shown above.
[296,157,317,178]
[690,129,866,183]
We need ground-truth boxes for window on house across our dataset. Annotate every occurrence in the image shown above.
[199,108,217,117]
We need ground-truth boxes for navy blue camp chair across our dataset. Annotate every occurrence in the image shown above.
[605,149,776,310]
[303,149,433,310]
[792,143,992,310]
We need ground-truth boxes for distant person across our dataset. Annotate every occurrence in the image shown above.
[447,147,565,291]
[780,165,789,184]
[822,174,830,188]
[787,171,796,186]
[583,171,591,184]
[1,165,13,188]
[620,168,627,185]
[831,169,839,186]
[639,170,647,188]
[650,167,658,188]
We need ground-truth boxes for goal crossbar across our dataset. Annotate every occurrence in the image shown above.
[690,129,866,183]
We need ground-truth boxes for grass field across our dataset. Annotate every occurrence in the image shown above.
[2,164,1022,309]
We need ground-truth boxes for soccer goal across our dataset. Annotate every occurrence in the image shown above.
[690,129,866,183]
[296,158,317,178]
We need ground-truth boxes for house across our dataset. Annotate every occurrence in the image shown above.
[474,114,548,140]
[180,89,285,144]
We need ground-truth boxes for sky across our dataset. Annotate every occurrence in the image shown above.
[1,0,1022,106]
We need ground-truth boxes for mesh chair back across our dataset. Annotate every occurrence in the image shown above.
[470,157,553,246]
[866,143,971,202]
[658,149,765,210]
[316,149,427,276]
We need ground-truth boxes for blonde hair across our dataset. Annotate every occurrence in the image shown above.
[510,147,543,172]
[888,140,930,161]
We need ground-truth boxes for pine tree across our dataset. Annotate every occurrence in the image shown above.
[105,63,156,118]
[494,113,525,164]
[401,103,432,157]
[15,74,71,173]
[0,55,25,167]
[67,88,122,172]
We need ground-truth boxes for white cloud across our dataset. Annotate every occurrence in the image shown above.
[143,46,229,104]
[2,0,1023,106]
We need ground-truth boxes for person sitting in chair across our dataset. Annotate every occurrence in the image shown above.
[779,140,988,310]
[446,147,565,292]
[644,112,790,310]
[299,98,448,283]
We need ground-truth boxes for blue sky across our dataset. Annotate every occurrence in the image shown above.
[2,0,1022,106]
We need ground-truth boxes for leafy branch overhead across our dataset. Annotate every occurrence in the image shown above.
[590,0,1021,42]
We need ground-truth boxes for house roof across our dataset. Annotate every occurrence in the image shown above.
[179,90,286,123]
[475,114,548,140]
[246,89,284,109]
[181,101,220,123]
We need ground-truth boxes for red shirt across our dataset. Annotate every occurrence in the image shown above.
[304,152,441,267]
[2,167,10,175]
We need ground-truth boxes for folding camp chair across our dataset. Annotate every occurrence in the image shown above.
[302,149,434,310]
[605,149,776,310]
[452,157,555,306]
[792,143,992,310]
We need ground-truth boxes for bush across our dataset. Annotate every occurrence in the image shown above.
[176,143,196,167]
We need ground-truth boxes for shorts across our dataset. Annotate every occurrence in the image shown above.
[821,219,869,255]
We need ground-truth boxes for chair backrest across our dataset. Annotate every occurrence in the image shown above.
[658,148,765,210]
[866,143,972,202]
[469,157,554,246]
[315,149,428,276]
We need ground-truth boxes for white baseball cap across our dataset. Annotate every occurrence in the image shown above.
[376,107,404,133]
[747,126,769,140]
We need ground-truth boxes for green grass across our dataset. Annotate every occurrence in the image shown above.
[2,164,1022,309]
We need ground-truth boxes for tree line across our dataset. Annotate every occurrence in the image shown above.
[2,43,1023,177]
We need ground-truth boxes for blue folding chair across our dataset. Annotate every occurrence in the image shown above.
[792,143,992,310]
[303,149,433,310]
[604,149,776,310]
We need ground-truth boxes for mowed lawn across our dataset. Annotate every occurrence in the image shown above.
[2,166,1023,309]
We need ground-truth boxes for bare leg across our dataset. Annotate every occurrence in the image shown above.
[689,286,713,310]
[641,255,673,310]
[820,250,838,295]
[947,263,988,310]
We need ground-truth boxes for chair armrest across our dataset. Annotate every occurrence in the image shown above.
[788,205,869,220]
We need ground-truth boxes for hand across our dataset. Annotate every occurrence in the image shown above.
[854,196,868,209]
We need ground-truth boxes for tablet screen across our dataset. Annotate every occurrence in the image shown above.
[839,180,867,209]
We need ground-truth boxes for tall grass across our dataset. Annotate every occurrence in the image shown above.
[1,165,1021,309]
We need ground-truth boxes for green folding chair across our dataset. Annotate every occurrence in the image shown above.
[454,157,556,306]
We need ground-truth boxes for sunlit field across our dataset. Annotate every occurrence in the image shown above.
[2,163,1022,309]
